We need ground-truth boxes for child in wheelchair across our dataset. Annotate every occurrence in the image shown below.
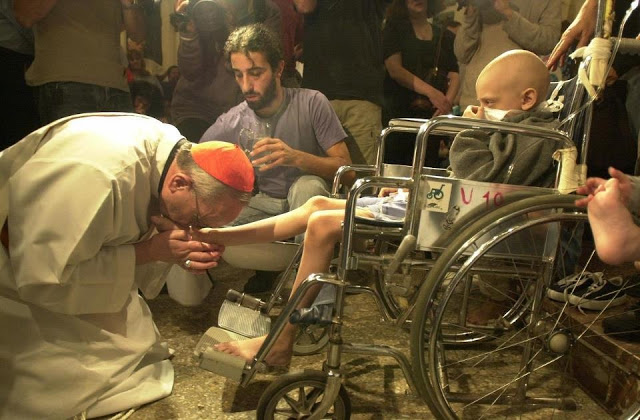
[193,49,564,367]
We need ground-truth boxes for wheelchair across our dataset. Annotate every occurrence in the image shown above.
[195,1,640,418]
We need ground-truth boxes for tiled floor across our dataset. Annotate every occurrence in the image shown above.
[114,260,624,420]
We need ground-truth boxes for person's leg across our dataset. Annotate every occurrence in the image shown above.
[206,196,346,245]
[214,207,347,365]
[466,275,518,326]
[287,175,330,243]
[228,194,289,293]
[588,178,640,264]
[0,47,40,150]
[331,99,382,165]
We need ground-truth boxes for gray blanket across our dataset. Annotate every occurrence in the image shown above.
[449,110,561,187]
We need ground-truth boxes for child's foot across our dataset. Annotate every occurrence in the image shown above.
[588,178,638,265]
[466,299,509,326]
[214,335,292,367]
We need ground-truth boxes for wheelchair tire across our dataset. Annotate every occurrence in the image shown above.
[256,370,351,419]
[410,193,637,418]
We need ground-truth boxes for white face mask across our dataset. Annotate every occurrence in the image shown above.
[483,107,510,121]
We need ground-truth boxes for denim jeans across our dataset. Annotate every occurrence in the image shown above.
[36,81,133,125]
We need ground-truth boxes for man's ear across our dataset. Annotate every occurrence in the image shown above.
[168,173,193,193]
[276,60,285,79]
[521,88,538,111]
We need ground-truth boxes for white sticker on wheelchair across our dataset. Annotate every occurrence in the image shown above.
[423,182,452,213]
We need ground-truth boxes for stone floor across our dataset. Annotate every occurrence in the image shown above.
[120,261,619,420]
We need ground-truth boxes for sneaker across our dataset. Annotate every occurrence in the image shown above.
[602,301,640,342]
[622,273,640,298]
[548,272,627,310]
[547,271,602,303]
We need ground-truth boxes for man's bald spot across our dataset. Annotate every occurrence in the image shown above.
[479,50,550,104]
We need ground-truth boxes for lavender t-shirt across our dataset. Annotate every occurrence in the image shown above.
[200,88,347,198]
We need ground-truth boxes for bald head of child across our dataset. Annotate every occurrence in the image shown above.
[464,50,550,119]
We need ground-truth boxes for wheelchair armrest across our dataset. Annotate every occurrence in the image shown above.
[331,164,377,197]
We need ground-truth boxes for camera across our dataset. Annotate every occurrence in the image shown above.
[170,0,226,33]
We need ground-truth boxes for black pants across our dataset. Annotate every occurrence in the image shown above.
[0,47,40,150]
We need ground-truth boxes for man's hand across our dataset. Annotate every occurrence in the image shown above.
[252,137,301,171]
[493,0,513,19]
[575,167,632,208]
[175,0,189,12]
[547,0,597,70]
[148,215,224,274]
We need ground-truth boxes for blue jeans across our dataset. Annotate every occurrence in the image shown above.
[36,81,133,124]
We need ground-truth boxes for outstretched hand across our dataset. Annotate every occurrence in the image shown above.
[546,0,597,70]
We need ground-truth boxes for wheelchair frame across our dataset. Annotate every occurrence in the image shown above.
[200,1,640,418]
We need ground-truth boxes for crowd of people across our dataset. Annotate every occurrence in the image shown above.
[2,0,640,418]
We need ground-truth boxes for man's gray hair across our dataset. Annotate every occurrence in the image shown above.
[175,142,252,204]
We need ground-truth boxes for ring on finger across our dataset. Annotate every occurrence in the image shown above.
[184,259,192,268]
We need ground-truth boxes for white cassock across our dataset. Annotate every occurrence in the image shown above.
[0,113,187,419]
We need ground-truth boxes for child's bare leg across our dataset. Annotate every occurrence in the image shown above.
[201,196,347,246]
[215,209,346,365]
[589,178,640,265]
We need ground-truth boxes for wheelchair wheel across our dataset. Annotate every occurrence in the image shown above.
[293,324,330,356]
[256,370,351,419]
[410,194,637,418]
[374,192,544,323]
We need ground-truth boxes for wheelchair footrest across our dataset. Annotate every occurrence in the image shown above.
[194,326,250,381]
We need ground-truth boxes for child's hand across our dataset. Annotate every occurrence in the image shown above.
[462,105,483,119]
[378,188,398,197]
[378,188,408,198]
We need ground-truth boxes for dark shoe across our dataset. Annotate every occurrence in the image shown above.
[623,273,640,298]
[243,270,280,294]
[547,271,602,303]
[548,272,627,310]
[566,275,627,310]
[603,302,640,342]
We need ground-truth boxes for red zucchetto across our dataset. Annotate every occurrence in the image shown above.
[191,141,254,193]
